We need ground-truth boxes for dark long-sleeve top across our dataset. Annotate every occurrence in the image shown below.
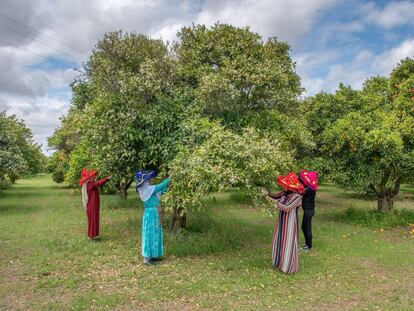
[302,187,316,209]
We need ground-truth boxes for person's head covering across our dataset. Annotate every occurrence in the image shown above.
[299,170,318,191]
[79,168,98,186]
[135,170,156,189]
[277,172,305,194]
[135,170,156,202]
[80,168,98,208]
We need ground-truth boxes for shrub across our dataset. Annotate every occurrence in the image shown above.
[336,207,414,228]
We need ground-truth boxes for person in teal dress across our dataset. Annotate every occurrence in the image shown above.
[135,170,170,266]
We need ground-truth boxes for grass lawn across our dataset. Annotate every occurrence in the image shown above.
[0,175,413,310]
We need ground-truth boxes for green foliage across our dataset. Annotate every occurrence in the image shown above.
[47,98,86,183]
[48,152,68,184]
[303,58,414,210]
[175,23,302,126]
[164,122,293,213]
[0,111,44,183]
[48,32,184,195]
[301,83,362,144]
[0,178,11,189]
[65,142,95,186]
[336,207,414,228]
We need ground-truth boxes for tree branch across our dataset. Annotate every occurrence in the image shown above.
[389,175,401,198]
[379,167,391,193]
[369,183,379,196]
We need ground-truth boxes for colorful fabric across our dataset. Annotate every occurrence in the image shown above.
[140,177,170,259]
[84,176,110,238]
[79,168,98,186]
[272,192,302,274]
[277,172,305,194]
[299,170,318,191]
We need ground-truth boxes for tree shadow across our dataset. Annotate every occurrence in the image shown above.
[0,202,39,215]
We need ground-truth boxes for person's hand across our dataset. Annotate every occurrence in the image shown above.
[265,195,278,203]
[108,175,112,179]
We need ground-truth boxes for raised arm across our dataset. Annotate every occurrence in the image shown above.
[154,177,170,194]
[92,176,110,188]
[276,193,302,212]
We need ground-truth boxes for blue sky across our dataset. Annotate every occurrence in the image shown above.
[0,0,413,153]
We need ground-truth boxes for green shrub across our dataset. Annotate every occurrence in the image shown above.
[336,207,414,228]
[52,169,65,184]
[0,178,11,189]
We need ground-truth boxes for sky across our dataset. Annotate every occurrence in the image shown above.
[0,0,414,154]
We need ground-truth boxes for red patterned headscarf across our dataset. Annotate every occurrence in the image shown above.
[277,172,305,194]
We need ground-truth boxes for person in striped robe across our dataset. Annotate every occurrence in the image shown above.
[268,172,304,274]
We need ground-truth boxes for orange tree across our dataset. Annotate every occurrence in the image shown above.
[302,58,414,211]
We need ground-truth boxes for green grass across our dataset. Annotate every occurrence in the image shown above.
[1,175,413,310]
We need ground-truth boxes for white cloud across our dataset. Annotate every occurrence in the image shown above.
[372,38,414,75]
[197,0,340,46]
[300,37,414,95]
[2,93,70,152]
[363,1,414,29]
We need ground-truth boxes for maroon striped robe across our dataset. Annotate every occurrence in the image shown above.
[270,192,302,274]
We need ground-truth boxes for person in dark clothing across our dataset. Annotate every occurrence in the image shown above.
[298,170,318,251]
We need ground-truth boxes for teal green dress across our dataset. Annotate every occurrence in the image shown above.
[141,178,170,259]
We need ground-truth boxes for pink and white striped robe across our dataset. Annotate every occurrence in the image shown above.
[270,191,302,274]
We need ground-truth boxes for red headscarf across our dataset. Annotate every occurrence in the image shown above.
[277,172,305,194]
[79,169,98,186]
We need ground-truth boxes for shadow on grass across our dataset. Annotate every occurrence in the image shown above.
[0,188,58,200]
[0,202,40,215]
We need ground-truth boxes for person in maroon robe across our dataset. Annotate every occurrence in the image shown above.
[79,169,111,240]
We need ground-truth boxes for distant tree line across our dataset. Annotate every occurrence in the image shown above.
[0,112,47,186]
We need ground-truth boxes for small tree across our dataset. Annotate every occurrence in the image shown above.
[0,112,43,183]
[164,120,293,232]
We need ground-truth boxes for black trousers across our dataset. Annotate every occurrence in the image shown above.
[301,208,315,248]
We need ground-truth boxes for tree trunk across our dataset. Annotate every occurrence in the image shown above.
[117,178,133,199]
[377,195,394,212]
[169,206,187,234]
[370,169,401,212]
[119,185,128,199]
